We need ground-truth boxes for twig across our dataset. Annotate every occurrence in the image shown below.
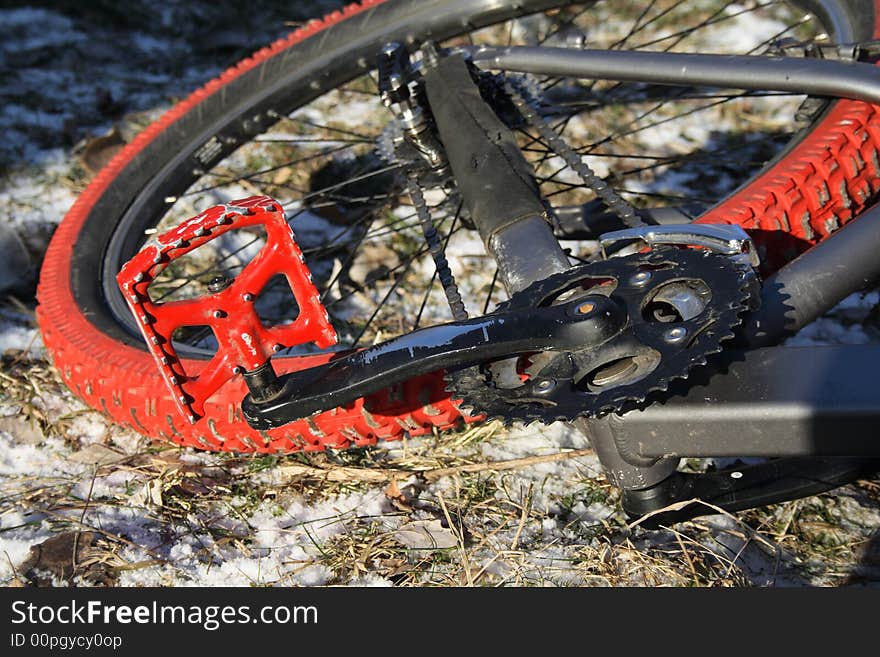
[9,330,39,368]
[437,491,473,587]
[510,483,533,550]
[672,528,698,581]
[627,496,780,555]
[422,448,595,481]
[277,463,404,483]
[276,448,595,484]
[71,467,98,577]
[4,551,23,585]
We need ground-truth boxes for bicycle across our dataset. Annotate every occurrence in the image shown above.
[35,0,880,527]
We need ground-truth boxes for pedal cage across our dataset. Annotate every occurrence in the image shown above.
[116,195,337,424]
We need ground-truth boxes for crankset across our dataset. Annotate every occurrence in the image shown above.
[447,243,755,425]
[236,231,756,430]
[116,190,758,430]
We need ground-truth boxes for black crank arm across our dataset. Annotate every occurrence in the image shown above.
[242,294,624,430]
[623,457,880,528]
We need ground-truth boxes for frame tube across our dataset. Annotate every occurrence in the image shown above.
[471,46,880,105]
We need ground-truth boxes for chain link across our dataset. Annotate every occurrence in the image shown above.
[406,176,469,322]
[502,79,645,229]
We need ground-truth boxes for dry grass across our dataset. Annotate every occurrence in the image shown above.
[2,353,878,588]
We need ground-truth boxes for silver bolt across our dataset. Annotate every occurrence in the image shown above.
[243,293,254,302]
[664,326,687,343]
[730,471,743,480]
[273,344,284,353]
[534,379,556,394]
[232,366,243,375]
[133,272,144,283]
[212,309,225,319]
[630,271,652,286]
[208,275,231,294]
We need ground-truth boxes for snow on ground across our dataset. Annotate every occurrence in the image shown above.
[2,1,880,588]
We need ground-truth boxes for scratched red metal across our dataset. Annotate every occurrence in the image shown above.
[116,195,337,423]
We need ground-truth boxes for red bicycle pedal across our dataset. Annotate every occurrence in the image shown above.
[116,195,337,424]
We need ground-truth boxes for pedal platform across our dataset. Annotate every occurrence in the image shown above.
[116,195,336,423]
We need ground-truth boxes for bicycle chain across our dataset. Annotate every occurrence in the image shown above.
[406,175,469,321]
[501,78,646,229]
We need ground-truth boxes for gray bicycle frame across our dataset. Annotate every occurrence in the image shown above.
[470,45,880,105]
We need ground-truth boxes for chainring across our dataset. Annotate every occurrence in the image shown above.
[446,246,756,425]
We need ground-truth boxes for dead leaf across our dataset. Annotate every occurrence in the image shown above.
[392,519,457,550]
[18,532,116,586]
[173,479,209,497]
[0,416,44,445]
[385,479,421,512]
[385,479,402,499]
[376,557,412,578]
[81,128,125,175]
[69,443,124,465]
[349,243,400,287]
[132,479,164,508]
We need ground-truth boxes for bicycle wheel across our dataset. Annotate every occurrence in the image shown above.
[37,0,880,453]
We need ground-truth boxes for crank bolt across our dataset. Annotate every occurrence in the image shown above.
[208,275,232,293]
[629,271,652,286]
[534,379,556,394]
[575,301,596,316]
[664,326,687,344]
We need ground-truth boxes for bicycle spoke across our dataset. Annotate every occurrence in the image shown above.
[286,116,378,141]
[482,267,501,315]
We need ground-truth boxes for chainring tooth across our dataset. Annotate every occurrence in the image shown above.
[446,247,755,425]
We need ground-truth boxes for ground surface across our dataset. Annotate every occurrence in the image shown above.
[1,1,880,587]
